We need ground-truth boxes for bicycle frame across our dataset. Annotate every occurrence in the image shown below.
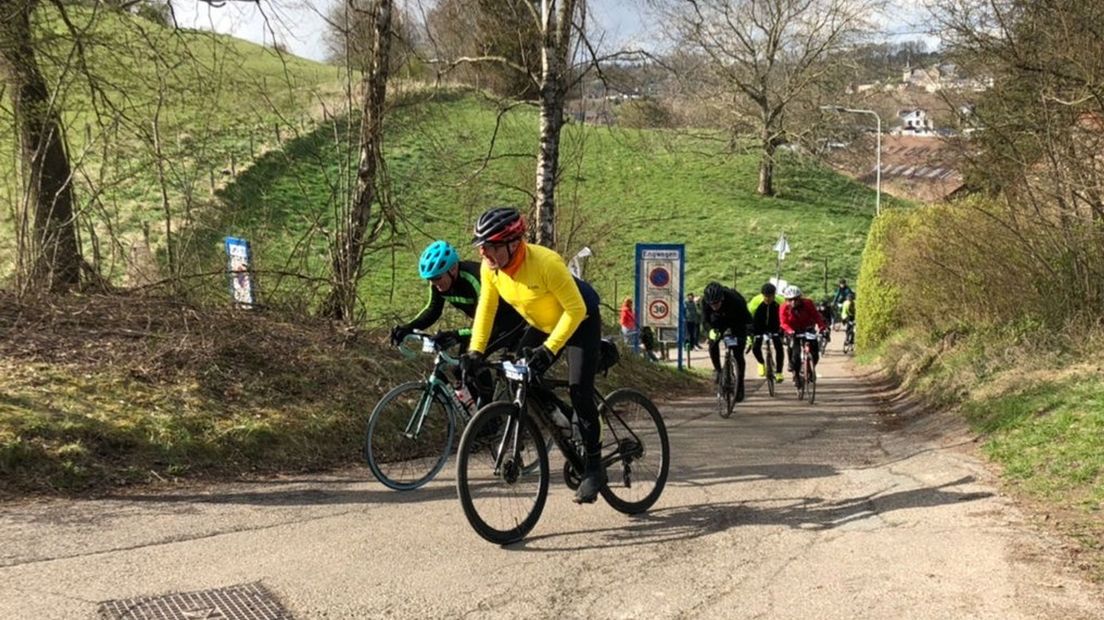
[398,333,468,439]
[491,360,640,480]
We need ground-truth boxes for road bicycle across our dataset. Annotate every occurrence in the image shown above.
[365,332,536,490]
[363,332,477,490]
[455,342,670,544]
[793,330,819,405]
[818,329,831,358]
[717,334,744,417]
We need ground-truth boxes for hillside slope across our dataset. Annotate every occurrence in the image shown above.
[0,5,343,282]
[205,92,888,322]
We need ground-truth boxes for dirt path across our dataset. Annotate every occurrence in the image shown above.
[1,348,1100,619]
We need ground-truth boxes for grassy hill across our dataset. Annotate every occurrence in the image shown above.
[201,91,891,324]
[0,5,344,283]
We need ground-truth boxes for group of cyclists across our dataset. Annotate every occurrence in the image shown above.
[698,280,855,403]
[390,207,609,504]
[388,206,860,500]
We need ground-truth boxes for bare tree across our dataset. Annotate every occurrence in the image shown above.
[322,0,397,320]
[0,0,83,292]
[424,0,600,248]
[659,0,875,196]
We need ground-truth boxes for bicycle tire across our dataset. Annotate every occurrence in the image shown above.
[456,403,549,545]
[365,381,455,491]
[720,353,736,418]
[765,345,776,397]
[598,389,670,514]
[796,350,806,401]
[805,356,817,405]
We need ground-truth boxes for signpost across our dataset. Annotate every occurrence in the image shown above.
[635,244,686,370]
[224,237,256,308]
[773,232,790,281]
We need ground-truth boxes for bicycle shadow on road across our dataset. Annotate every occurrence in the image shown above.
[511,475,992,552]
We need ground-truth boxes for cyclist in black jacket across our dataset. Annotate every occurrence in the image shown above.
[748,282,785,383]
[702,281,752,402]
[391,240,525,354]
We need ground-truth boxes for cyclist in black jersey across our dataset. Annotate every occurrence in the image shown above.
[391,241,526,402]
[391,240,526,353]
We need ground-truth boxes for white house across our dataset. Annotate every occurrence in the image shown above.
[893,109,936,136]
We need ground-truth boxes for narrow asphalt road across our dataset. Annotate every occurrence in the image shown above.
[1,345,1101,619]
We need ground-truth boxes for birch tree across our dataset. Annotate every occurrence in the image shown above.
[425,0,592,248]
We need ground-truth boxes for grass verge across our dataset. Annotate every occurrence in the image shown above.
[872,326,1104,580]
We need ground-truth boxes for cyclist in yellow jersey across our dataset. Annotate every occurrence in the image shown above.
[462,207,607,504]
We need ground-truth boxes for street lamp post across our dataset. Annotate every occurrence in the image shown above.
[821,105,882,217]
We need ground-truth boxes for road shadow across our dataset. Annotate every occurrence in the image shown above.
[511,475,992,552]
[105,479,459,508]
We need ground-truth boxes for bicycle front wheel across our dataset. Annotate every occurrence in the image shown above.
[720,354,736,418]
[765,346,776,397]
[805,358,817,405]
[599,389,670,514]
[365,381,455,491]
[456,403,549,545]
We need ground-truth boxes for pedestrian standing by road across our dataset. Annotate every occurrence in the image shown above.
[684,292,702,350]
[620,297,639,348]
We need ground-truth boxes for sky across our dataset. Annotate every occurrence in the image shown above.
[170,0,938,65]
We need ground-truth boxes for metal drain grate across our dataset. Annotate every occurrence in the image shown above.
[99,582,293,620]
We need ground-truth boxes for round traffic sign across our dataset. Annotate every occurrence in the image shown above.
[648,266,671,288]
[648,299,669,320]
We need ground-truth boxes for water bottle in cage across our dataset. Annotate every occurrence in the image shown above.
[455,385,475,409]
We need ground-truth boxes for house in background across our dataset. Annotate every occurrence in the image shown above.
[893,109,936,136]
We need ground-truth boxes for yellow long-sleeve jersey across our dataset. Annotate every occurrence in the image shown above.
[469,243,588,354]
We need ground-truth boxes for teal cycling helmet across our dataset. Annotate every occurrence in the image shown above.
[419,240,459,280]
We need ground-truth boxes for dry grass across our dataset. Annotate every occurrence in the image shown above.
[0,291,703,496]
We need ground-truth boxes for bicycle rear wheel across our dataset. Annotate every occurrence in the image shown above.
[456,403,549,545]
[598,389,670,514]
[365,381,455,491]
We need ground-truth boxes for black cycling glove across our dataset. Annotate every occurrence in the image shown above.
[434,329,462,350]
[525,345,556,377]
[459,351,485,378]
[390,325,412,346]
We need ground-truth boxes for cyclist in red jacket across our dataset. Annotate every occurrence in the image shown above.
[780,285,828,381]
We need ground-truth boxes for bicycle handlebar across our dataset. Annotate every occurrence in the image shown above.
[398,331,461,366]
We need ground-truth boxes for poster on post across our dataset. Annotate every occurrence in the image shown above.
[224,237,256,309]
[635,244,686,369]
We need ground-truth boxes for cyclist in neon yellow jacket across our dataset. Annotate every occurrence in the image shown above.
[464,207,607,504]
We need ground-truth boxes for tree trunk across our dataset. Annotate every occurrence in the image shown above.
[324,0,393,320]
[757,127,775,197]
[533,0,576,249]
[0,0,82,292]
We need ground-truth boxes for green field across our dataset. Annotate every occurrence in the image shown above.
[202,92,883,323]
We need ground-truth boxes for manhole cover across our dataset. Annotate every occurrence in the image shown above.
[99,582,293,620]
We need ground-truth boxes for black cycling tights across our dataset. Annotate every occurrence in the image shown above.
[752,334,784,373]
[515,311,603,456]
